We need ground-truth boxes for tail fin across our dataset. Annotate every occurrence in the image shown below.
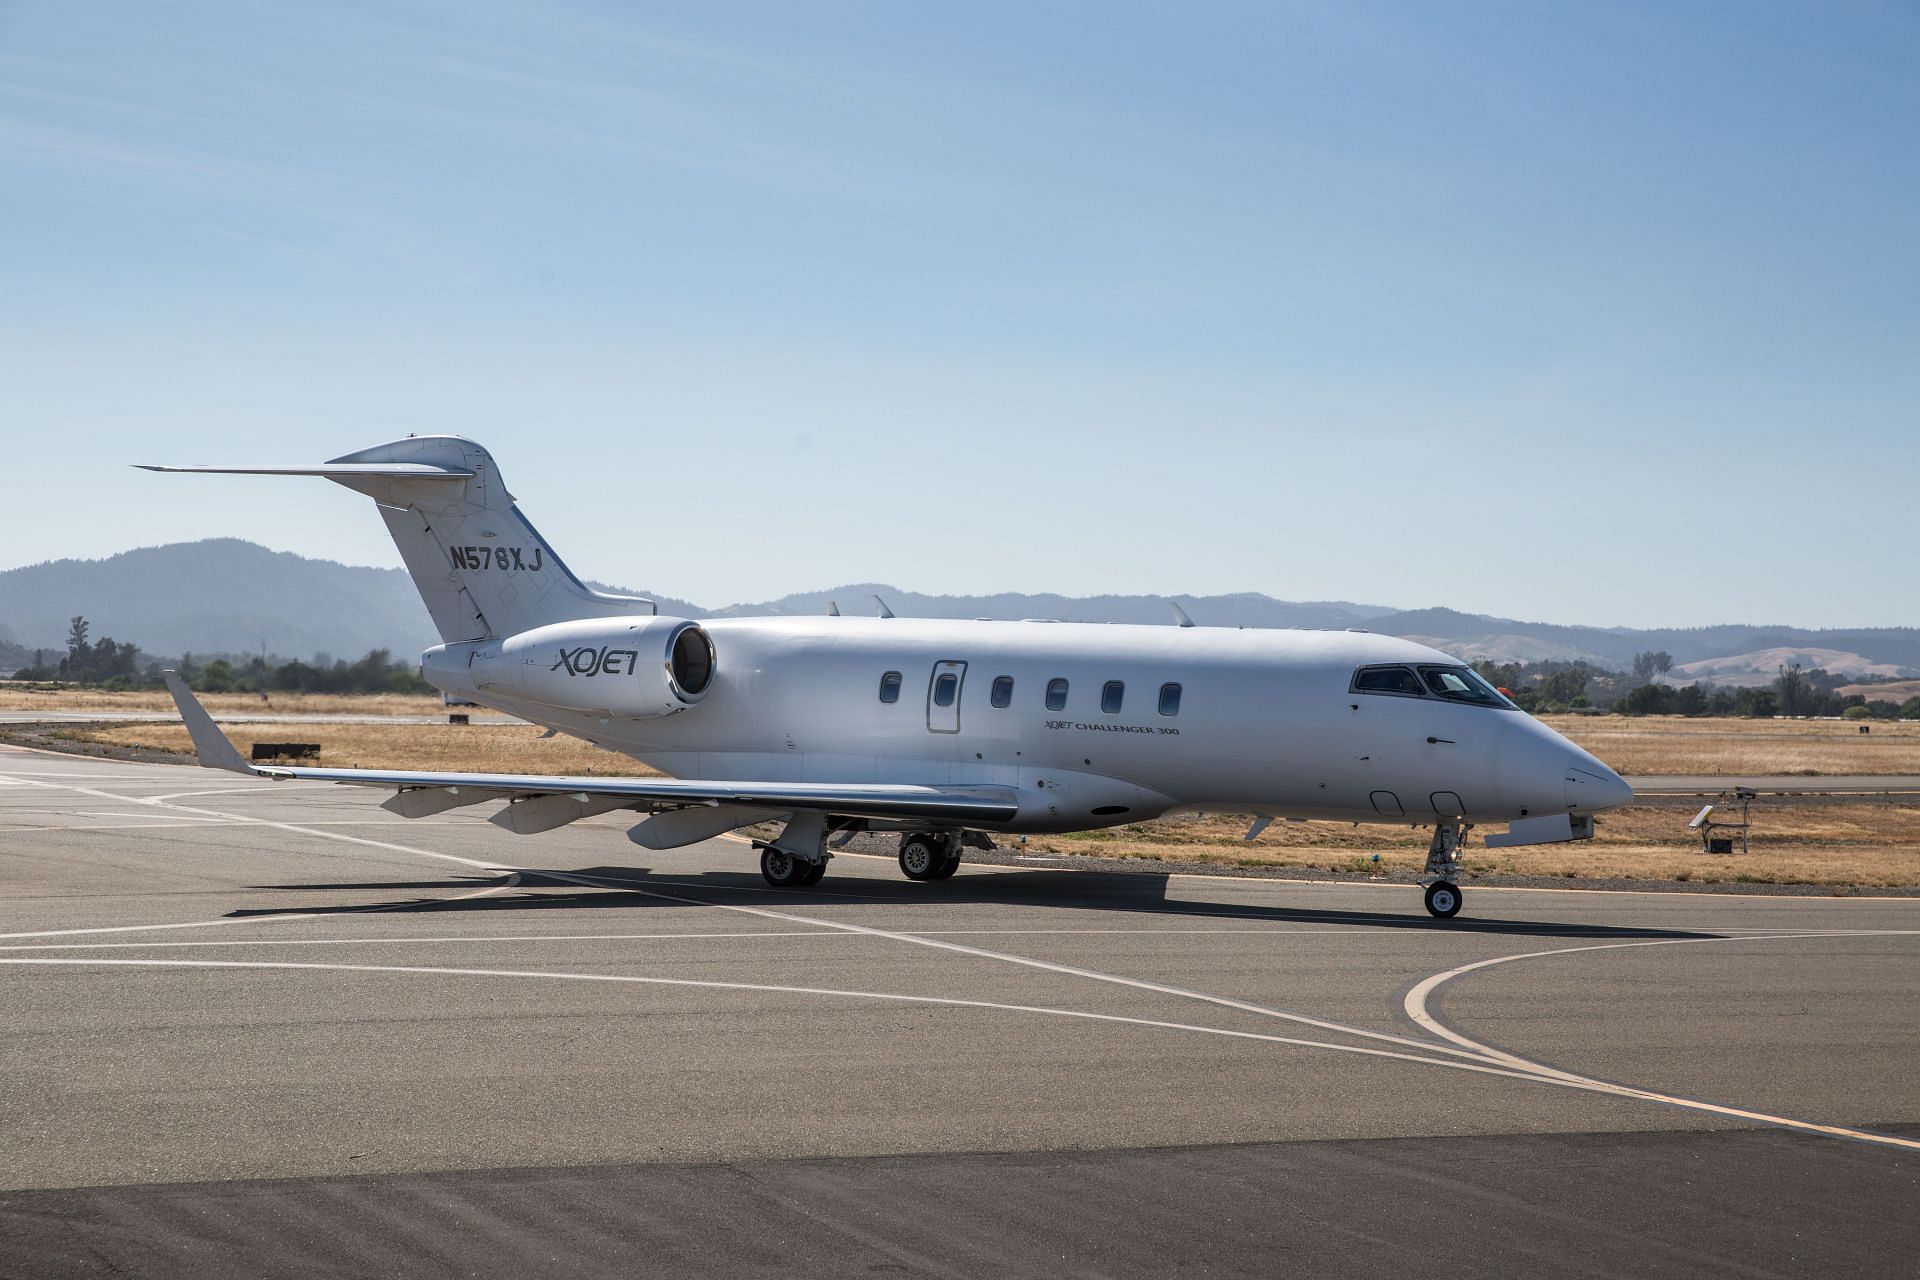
[140,435,652,642]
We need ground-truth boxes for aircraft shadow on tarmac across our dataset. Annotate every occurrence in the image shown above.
[230,865,1718,940]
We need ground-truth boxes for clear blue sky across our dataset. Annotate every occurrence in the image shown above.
[3,1,1914,628]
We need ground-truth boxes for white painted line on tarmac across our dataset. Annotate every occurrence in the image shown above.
[0,874,521,940]
[12,776,505,873]
[1402,931,1920,1152]
[0,929,840,951]
[20,769,1880,1082]
[0,926,1384,952]
[0,822,236,833]
[141,788,308,804]
[0,954,1598,1086]
[817,844,1920,904]
[13,762,1920,1152]
[541,866,1508,1067]
[13,773,1509,1068]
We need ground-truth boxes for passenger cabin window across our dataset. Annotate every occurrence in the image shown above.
[1350,665,1426,698]
[1045,678,1069,711]
[1101,681,1125,714]
[878,671,902,704]
[1420,665,1515,708]
[1158,682,1182,716]
[932,673,959,707]
[990,676,1014,708]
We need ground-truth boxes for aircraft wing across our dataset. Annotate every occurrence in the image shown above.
[160,673,1017,827]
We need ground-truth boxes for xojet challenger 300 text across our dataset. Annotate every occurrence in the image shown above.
[144,436,1633,918]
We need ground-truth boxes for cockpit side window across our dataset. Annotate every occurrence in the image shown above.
[1418,665,1516,708]
[1350,665,1426,698]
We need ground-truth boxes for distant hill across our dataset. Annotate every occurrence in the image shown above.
[2,540,1915,680]
[1836,679,1920,703]
[1364,607,1920,675]
[1667,648,1907,689]
[0,539,700,661]
[0,540,437,661]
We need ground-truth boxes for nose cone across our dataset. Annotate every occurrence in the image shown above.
[1565,756,1633,812]
[1502,716,1633,817]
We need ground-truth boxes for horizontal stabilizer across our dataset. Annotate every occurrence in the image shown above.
[136,463,473,479]
[139,436,651,643]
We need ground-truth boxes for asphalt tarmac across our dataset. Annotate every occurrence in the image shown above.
[2,746,1916,1278]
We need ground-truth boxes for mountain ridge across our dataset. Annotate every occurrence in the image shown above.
[2,540,1914,682]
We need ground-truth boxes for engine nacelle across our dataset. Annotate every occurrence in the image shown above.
[470,617,716,718]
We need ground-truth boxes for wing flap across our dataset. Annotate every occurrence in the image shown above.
[270,765,1018,822]
[161,672,1019,825]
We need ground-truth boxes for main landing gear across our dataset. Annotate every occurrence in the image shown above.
[899,831,962,881]
[755,812,830,888]
[758,846,828,888]
[1422,820,1470,919]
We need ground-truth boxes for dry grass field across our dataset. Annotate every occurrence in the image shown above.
[40,711,1920,888]
[0,687,456,717]
[1026,801,1920,888]
[1541,714,1920,776]
[75,722,659,777]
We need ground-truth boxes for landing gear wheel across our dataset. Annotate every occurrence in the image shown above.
[798,858,828,887]
[1424,881,1462,919]
[929,851,961,880]
[760,847,807,888]
[899,835,942,881]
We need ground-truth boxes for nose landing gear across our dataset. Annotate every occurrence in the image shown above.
[1423,880,1462,918]
[1422,820,1470,918]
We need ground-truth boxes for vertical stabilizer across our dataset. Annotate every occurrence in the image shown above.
[141,436,652,642]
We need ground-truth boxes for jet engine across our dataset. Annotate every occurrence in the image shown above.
[471,617,716,718]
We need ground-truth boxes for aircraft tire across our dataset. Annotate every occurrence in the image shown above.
[899,835,941,881]
[760,847,807,888]
[929,851,961,880]
[798,859,828,887]
[1424,880,1463,919]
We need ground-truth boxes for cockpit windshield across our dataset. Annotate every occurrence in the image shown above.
[1418,665,1516,709]
[1351,666,1426,697]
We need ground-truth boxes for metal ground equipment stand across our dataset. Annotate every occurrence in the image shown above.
[1689,786,1755,855]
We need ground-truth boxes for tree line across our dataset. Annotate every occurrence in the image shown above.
[1474,651,1920,719]
[8,616,431,695]
[14,615,1918,719]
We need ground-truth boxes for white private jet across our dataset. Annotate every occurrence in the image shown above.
[144,435,1633,918]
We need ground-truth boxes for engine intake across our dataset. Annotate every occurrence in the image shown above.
[475,617,716,718]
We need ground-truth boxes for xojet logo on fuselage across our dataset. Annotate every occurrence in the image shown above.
[552,647,641,677]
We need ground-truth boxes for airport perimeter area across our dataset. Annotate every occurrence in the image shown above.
[2,744,1916,1277]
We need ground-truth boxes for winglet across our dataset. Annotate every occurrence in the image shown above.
[161,671,257,775]
[1167,600,1196,628]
